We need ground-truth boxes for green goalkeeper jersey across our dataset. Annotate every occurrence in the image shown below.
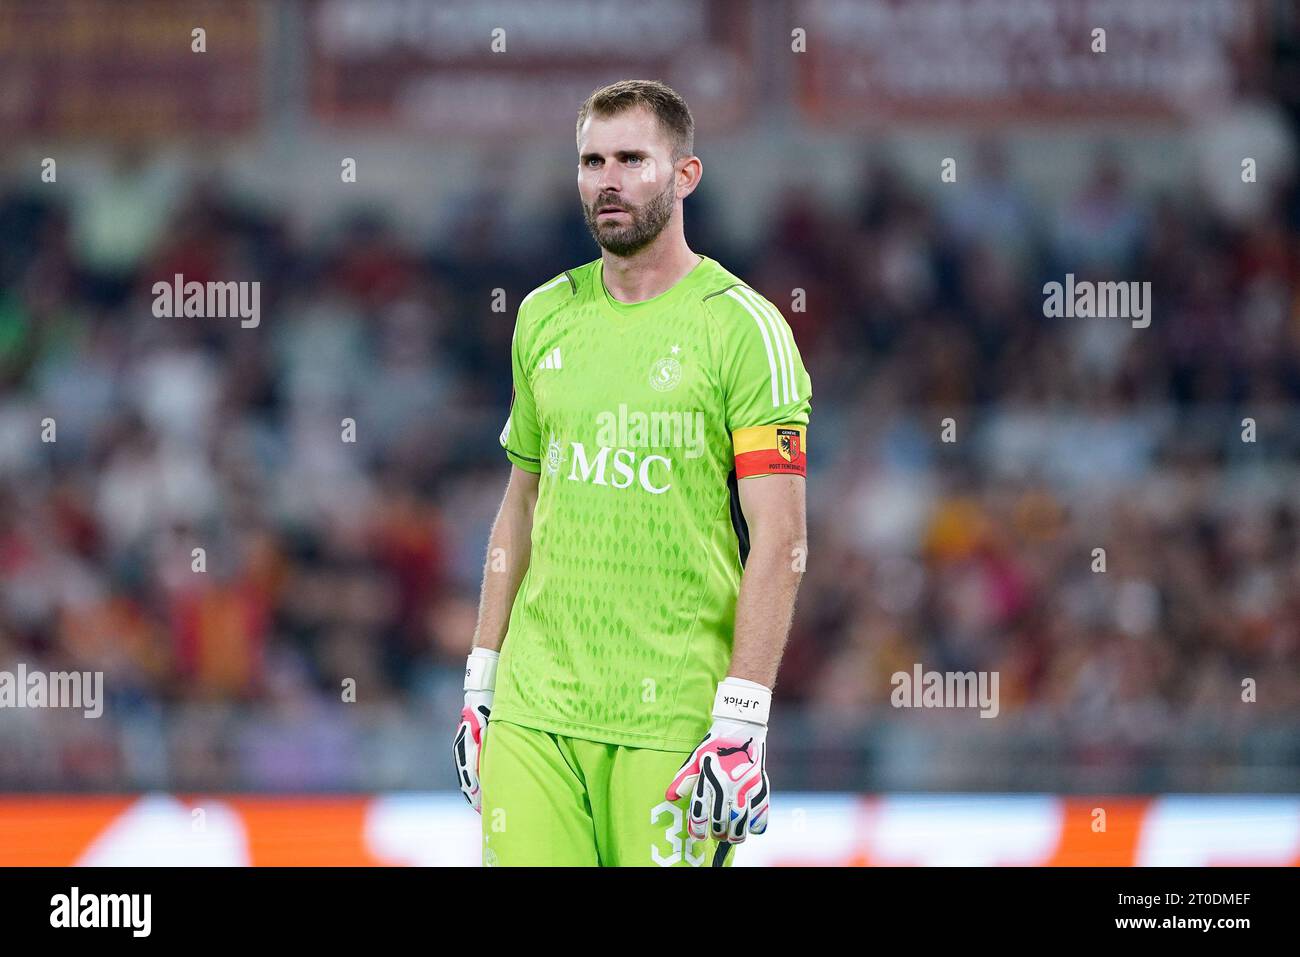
[493,254,811,750]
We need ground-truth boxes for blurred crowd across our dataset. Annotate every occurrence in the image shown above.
[1,137,1299,790]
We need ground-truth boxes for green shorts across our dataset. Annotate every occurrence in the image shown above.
[479,718,737,867]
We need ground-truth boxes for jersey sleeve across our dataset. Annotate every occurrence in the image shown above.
[711,286,812,479]
[499,302,543,473]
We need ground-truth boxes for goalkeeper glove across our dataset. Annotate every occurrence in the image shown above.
[666,676,772,843]
[453,647,498,813]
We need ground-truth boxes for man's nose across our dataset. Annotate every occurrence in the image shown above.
[597,169,621,195]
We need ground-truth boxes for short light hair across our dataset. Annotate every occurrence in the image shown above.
[575,79,695,164]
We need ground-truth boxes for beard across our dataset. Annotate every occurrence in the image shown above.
[583,181,676,256]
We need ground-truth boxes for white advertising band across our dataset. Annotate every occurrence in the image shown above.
[464,647,500,692]
[712,676,772,725]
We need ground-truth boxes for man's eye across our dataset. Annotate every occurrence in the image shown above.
[626,156,642,166]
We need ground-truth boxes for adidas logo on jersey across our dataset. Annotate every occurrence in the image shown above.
[537,347,562,370]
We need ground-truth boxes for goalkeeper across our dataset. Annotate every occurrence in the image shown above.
[452,79,810,867]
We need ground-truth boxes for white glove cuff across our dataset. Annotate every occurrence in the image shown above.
[464,647,500,692]
[712,676,772,725]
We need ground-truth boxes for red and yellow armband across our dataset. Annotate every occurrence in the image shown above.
[732,424,807,478]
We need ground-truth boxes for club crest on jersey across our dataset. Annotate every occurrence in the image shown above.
[777,428,800,462]
[649,355,682,392]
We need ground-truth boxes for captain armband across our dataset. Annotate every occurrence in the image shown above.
[731,424,807,479]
